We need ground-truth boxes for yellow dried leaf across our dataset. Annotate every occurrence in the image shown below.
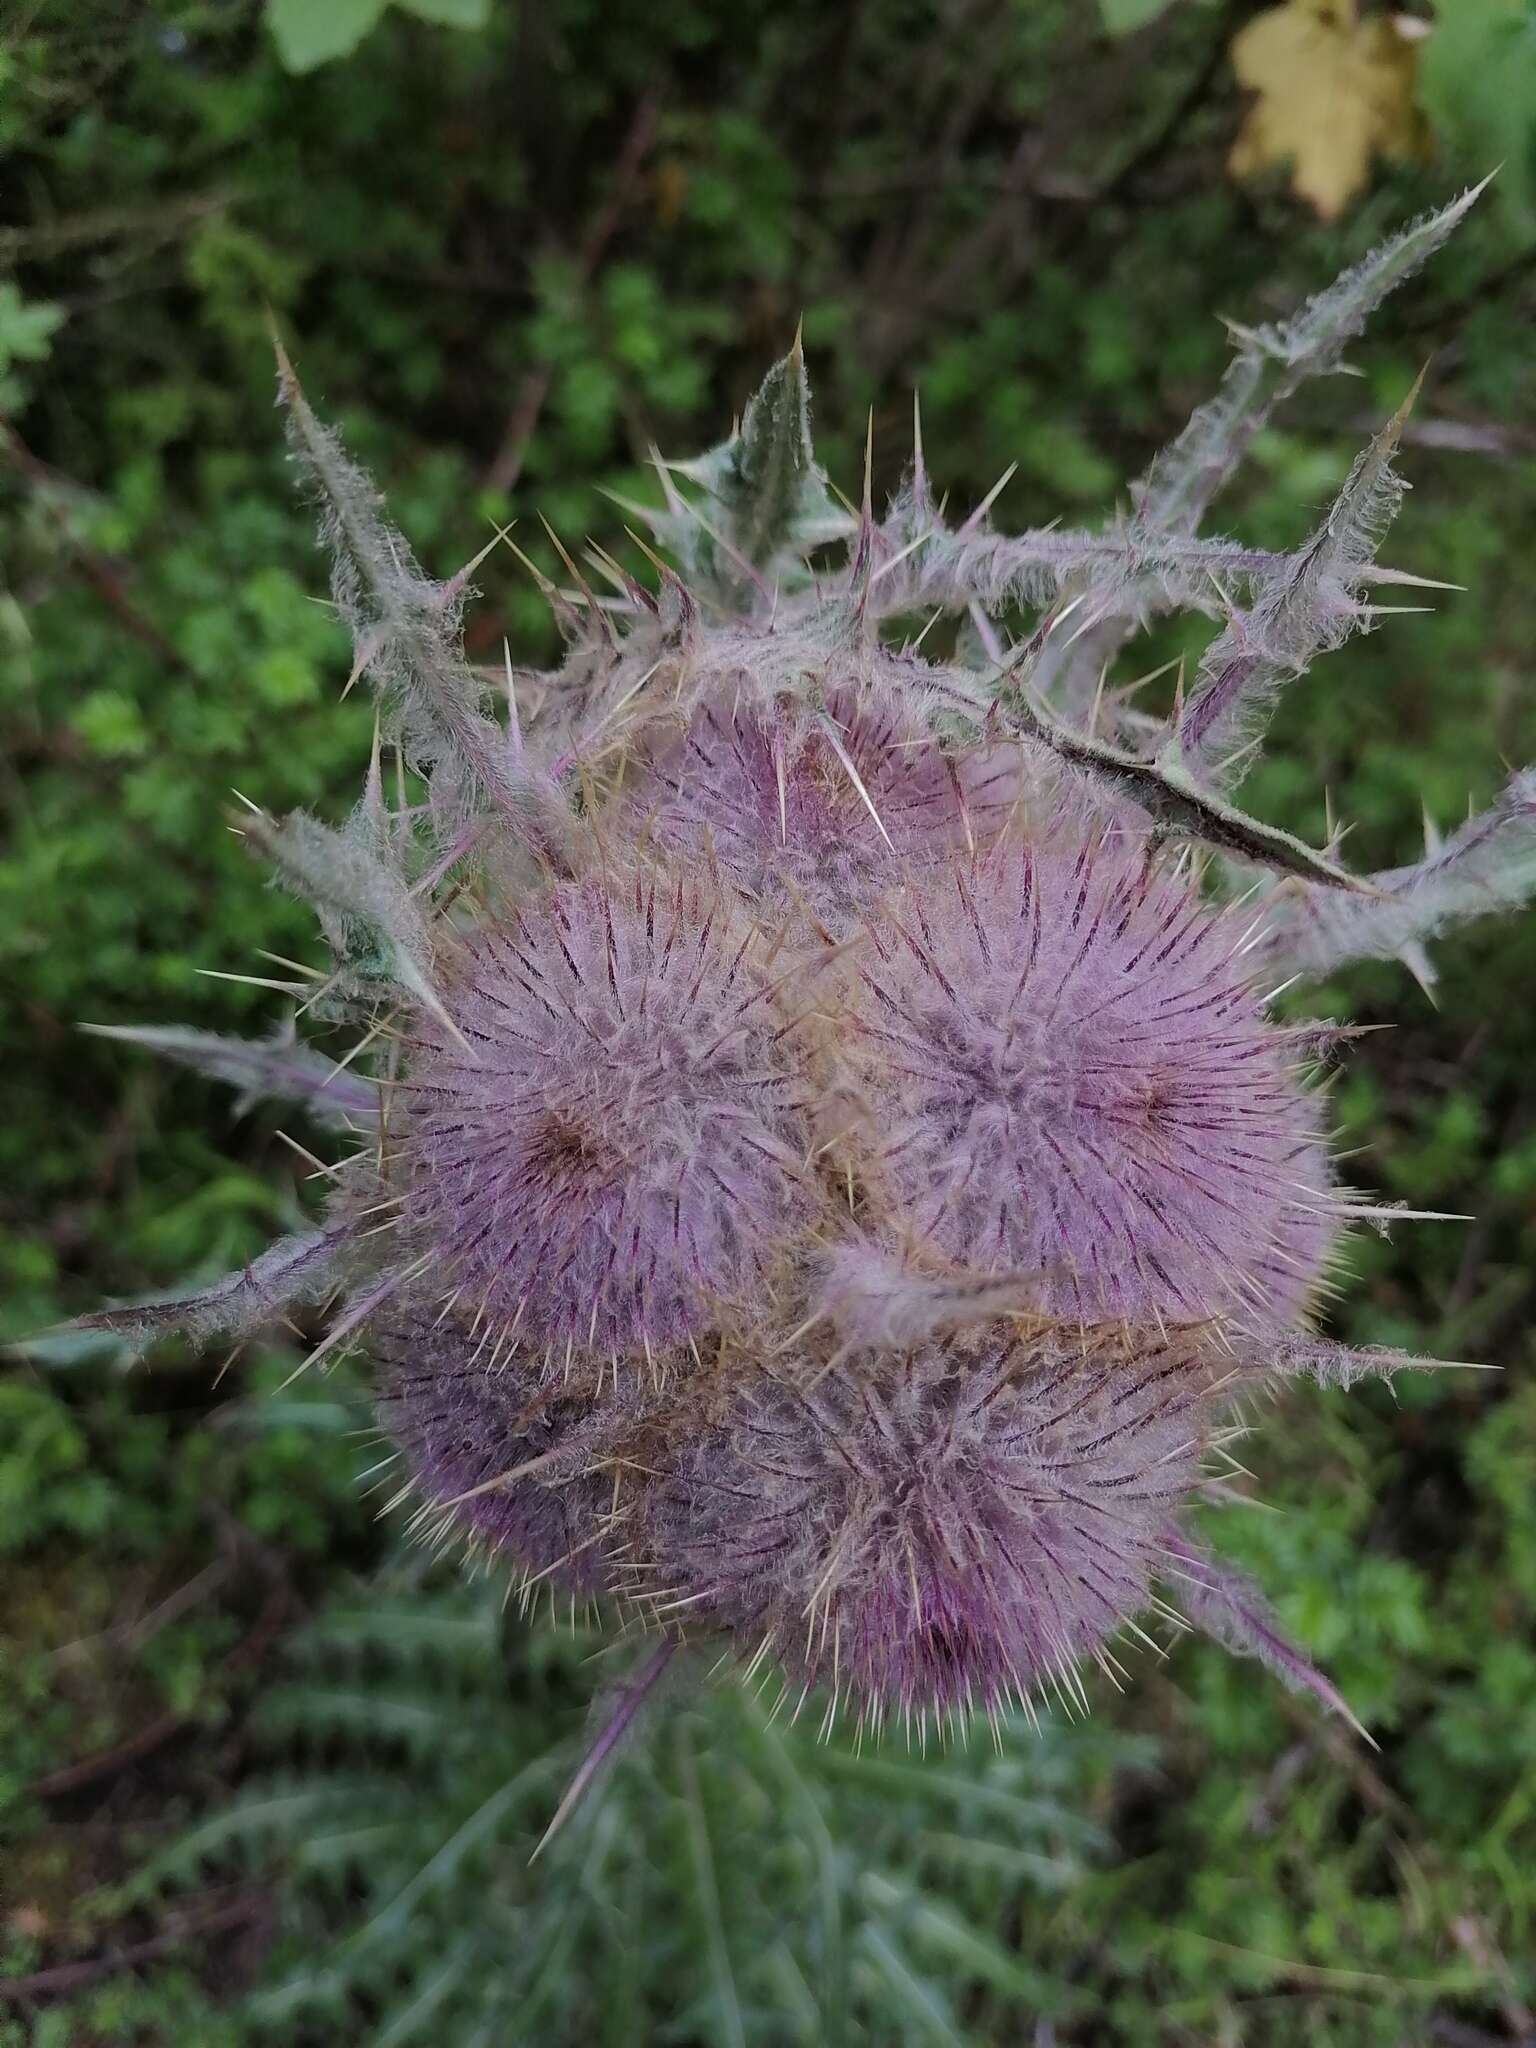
[1228,0,1431,220]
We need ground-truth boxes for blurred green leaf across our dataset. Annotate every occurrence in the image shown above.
[399,0,493,24]
[265,0,390,72]
[0,282,65,410]
[265,0,492,73]
[1420,0,1536,232]
[0,283,65,367]
[1099,0,1175,32]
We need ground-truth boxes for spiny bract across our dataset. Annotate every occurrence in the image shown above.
[80,184,1535,1756]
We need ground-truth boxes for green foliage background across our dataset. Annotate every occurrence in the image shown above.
[3,2,1536,2041]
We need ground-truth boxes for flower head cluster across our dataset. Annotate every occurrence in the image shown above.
[82,185,1534,1755]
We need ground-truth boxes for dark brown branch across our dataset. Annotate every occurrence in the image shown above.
[0,1891,266,2006]
[1,427,194,675]
[1093,3,1243,208]
[482,91,661,494]
[0,190,230,266]
[26,1522,290,1804]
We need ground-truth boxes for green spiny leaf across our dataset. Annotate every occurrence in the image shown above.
[79,1021,379,1128]
[673,336,851,595]
[998,681,1374,891]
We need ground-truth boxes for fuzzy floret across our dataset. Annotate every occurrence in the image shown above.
[373,1302,634,1597]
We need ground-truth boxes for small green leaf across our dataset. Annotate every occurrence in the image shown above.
[1099,0,1174,33]
[0,282,66,370]
[265,0,390,73]
[72,687,151,759]
[729,340,825,564]
[398,0,492,24]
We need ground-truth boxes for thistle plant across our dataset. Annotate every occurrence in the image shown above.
[78,182,1536,1760]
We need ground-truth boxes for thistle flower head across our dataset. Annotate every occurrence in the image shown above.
[372,1299,630,1598]
[625,681,1036,926]
[394,865,816,1367]
[79,187,1532,1768]
[833,797,1336,1325]
[645,1317,1223,1729]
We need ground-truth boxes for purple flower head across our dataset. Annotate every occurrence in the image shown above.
[79,191,1532,1763]
[625,681,1034,927]
[644,1317,1223,1729]
[372,1299,626,1599]
[835,796,1336,1325]
[394,865,816,1368]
